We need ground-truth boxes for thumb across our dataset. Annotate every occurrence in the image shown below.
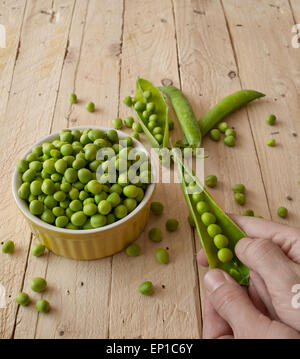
[204,269,299,338]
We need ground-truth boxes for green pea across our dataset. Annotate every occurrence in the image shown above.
[107,213,116,225]
[209,129,221,141]
[146,102,155,112]
[31,243,46,257]
[60,199,70,209]
[26,152,38,162]
[265,114,276,126]
[277,206,288,218]
[126,243,141,257]
[71,211,87,226]
[69,93,77,104]
[16,292,30,306]
[243,209,254,216]
[142,110,150,119]
[266,138,276,147]
[134,101,146,112]
[18,183,30,200]
[106,192,121,208]
[90,214,107,228]
[123,96,133,107]
[213,234,229,249]
[111,117,122,129]
[86,101,95,112]
[217,248,233,263]
[72,130,82,141]
[53,191,66,202]
[124,198,137,212]
[150,201,164,215]
[31,277,47,292]
[17,159,29,173]
[225,128,236,137]
[66,223,79,230]
[201,212,216,226]
[196,201,210,216]
[232,184,245,194]
[98,200,112,215]
[64,168,78,183]
[82,203,97,216]
[44,195,57,209]
[106,129,119,143]
[2,240,15,254]
[53,206,64,217]
[69,200,82,212]
[148,228,162,242]
[29,200,44,215]
[43,142,55,155]
[22,168,36,183]
[136,188,144,202]
[218,122,228,133]
[30,180,42,196]
[86,179,102,194]
[224,135,235,147]
[77,168,93,184]
[188,214,196,228]
[41,209,55,224]
[69,187,79,200]
[154,134,163,144]
[156,248,169,264]
[207,223,222,237]
[89,160,101,172]
[153,126,162,135]
[35,299,50,313]
[149,114,158,123]
[114,204,128,219]
[139,281,153,295]
[55,216,69,228]
[73,182,84,191]
[32,145,43,157]
[124,116,134,128]
[132,122,142,133]
[65,207,74,219]
[28,194,37,202]
[123,185,138,198]
[166,218,179,232]
[41,179,56,195]
[88,129,105,142]
[205,175,218,188]
[234,192,245,205]
[29,161,43,172]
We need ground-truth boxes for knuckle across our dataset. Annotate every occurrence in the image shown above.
[212,283,244,314]
[240,238,275,262]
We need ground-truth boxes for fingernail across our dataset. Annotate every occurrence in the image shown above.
[204,270,227,294]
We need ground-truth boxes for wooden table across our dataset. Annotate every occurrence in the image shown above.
[1,0,300,339]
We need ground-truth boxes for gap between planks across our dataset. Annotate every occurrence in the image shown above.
[219,0,272,220]
[11,0,78,338]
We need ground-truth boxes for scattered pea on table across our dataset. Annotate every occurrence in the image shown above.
[15,292,30,306]
[2,240,15,254]
[148,228,163,242]
[156,248,169,264]
[126,243,141,257]
[69,93,77,104]
[139,281,154,295]
[150,202,164,215]
[277,206,288,218]
[35,299,50,313]
[265,114,276,126]
[30,277,47,293]
[165,218,179,232]
[234,192,245,205]
[209,129,221,141]
[86,102,95,112]
[32,243,46,257]
[205,175,218,188]
[267,138,276,147]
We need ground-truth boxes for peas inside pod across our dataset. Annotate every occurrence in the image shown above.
[17,128,152,230]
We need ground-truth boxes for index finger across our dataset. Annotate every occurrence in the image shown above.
[230,214,300,262]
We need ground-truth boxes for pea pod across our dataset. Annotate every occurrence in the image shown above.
[173,150,250,286]
[133,78,169,148]
[159,85,202,147]
[199,89,265,136]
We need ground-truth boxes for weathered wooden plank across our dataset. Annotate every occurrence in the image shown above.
[109,0,201,339]
[222,0,300,225]
[0,0,76,339]
[14,0,125,339]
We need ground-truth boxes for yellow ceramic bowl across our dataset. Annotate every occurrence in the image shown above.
[12,127,156,260]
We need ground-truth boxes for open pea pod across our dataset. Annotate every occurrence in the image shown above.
[133,78,169,148]
[173,151,250,286]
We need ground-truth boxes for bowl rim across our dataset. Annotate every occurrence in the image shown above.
[12,126,156,234]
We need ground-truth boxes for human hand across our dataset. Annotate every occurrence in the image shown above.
[197,215,300,339]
